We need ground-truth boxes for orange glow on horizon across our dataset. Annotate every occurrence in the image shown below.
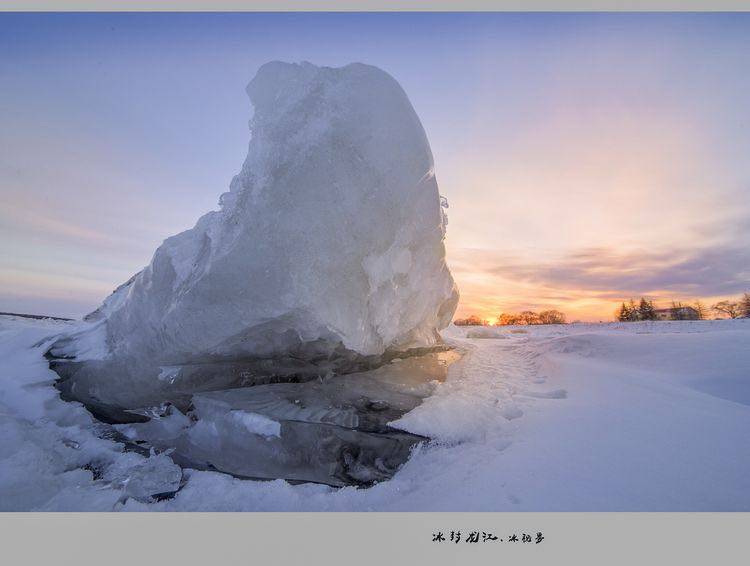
[451,288,741,324]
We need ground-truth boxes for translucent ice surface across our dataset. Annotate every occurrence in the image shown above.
[50,61,458,411]
[116,351,460,486]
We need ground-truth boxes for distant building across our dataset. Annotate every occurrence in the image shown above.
[654,306,699,321]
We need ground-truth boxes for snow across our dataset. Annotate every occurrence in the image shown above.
[3,313,749,511]
[229,411,281,438]
[464,326,509,339]
[0,316,184,510]
[49,61,458,411]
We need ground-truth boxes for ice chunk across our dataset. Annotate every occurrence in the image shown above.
[50,61,458,411]
[104,453,183,502]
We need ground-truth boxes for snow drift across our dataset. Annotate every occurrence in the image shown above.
[8,316,749,510]
[50,61,458,411]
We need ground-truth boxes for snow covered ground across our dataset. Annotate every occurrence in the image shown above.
[1,313,749,511]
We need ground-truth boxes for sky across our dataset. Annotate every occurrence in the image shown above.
[1,12,749,322]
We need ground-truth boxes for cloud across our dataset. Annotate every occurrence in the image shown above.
[483,245,749,297]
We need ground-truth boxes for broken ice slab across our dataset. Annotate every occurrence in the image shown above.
[51,345,454,423]
[174,416,424,487]
[193,349,461,433]
[123,350,460,487]
[102,453,183,503]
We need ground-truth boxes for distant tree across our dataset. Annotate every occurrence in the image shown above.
[684,306,699,320]
[670,300,686,321]
[454,314,488,326]
[538,310,566,324]
[497,313,521,326]
[741,293,750,318]
[638,297,656,321]
[693,300,707,320]
[518,311,540,325]
[616,302,630,322]
[712,300,742,319]
[627,299,640,321]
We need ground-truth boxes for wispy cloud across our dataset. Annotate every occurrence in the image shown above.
[485,245,750,297]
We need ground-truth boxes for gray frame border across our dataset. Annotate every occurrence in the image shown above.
[1,2,749,565]
[2,0,750,12]
[1,512,749,565]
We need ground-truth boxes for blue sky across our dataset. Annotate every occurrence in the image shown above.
[1,13,749,320]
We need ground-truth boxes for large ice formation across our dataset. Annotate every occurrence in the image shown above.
[51,61,458,412]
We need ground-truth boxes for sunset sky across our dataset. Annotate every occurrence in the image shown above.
[1,13,749,321]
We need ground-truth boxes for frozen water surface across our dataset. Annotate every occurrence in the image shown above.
[3,316,750,510]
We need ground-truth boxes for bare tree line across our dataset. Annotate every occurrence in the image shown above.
[454,309,566,326]
[712,292,750,319]
[615,292,750,321]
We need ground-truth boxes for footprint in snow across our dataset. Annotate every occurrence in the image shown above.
[499,405,524,420]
